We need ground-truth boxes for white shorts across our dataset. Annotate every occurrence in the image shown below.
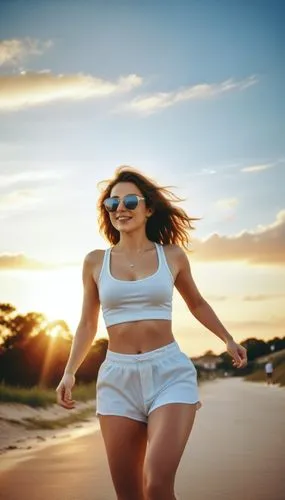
[96,340,202,423]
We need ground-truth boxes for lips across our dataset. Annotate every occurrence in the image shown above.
[116,216,132,221]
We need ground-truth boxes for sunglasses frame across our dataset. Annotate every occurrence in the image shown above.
[103,194,145,212]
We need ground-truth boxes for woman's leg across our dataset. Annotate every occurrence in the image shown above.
[99,414,148,500]
[143,403,197,500]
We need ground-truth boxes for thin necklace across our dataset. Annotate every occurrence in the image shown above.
[126,248,148,268]
[117,244,154,268]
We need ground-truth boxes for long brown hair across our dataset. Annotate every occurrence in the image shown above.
[97,166,198,251]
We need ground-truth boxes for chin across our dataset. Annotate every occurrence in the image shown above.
[115,222,140,233]
[117,225,134,233]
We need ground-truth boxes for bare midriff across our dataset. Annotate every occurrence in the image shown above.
[106,319,175,354]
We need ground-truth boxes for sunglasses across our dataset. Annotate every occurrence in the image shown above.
[103,194,145,212]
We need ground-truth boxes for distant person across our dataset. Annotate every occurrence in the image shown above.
[265,361,274,385]
[56,166,248,500]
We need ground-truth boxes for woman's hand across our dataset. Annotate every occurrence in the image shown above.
[226,339,247,369]
[56,373,76,410]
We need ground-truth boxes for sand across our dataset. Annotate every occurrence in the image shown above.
[0,378,284,500]
[0,399,100,466]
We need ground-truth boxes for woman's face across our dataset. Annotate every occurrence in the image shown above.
[107,181,152,234]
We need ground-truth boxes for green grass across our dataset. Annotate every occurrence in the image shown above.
[0,382,97,407]
[1,407,95,430]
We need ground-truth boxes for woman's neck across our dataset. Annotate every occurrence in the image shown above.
[115,234,153,253]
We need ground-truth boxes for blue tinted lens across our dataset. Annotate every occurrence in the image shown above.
[104,197,119,212]
[124,195,138,210]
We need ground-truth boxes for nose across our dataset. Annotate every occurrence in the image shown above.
[115,198,127,213]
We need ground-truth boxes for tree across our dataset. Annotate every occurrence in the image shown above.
[0,302,108,387]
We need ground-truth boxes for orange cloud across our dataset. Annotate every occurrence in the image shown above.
[205,295,228,302]
[243,294,285,301]
[0,71,142,111]
[1,210,284,269]
[0,254,57,270]
[226,317,285,331]
[192,210,285,265]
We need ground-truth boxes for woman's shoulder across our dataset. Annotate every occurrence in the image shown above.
[161,243,185,258]
[160,244,188,276]
[84,248,106,263]
[83,249,109,284]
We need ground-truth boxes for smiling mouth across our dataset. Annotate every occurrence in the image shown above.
[116,216,132,221]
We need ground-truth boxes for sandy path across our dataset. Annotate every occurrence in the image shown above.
[0,378,284,500]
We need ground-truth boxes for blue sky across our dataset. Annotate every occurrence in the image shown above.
[0,0,284,354]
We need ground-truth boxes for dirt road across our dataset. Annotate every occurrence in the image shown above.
[0,378,284,500]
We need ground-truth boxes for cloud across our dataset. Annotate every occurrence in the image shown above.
[215,198,239,210]
[0,253,78,270]
[205,295,228,302]
[0,38,53,66]
[207,294,285,302]
[0,71,143,111]
[127,75,258,115]
[0,170,66,214]
[192,209,285,265]
[241,163,275,173]
[2,210,284,269]
[226,317,285,331]
[187,168,217,177]
[243,294,285,301]
[0,170,63,188]
[0,189,43,211]
[0,253,58,270]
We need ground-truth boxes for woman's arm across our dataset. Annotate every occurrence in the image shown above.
[64,251,100,376]
[174,246,247,368]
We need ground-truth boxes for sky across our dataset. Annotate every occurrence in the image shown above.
[0,0,284,356]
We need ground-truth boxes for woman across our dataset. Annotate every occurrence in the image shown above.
[56,166,247,500]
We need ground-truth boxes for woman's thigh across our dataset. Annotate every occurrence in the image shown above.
[144,403,197,487]
[99,415,147,499]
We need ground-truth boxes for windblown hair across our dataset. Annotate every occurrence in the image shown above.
[97,166,199,251]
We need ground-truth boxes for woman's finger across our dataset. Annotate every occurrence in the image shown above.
[64,388,71,400]
[56,384,64,399]
[57,391,75,408]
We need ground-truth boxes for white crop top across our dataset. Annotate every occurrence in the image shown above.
[97,242,174,327]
